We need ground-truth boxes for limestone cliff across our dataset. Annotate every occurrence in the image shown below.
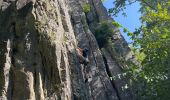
[0,0,138,100]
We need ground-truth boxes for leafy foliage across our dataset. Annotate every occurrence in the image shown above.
[110,0,170,99]
[94,22,114,48]
[82,3,91,13]
[132,2,170,99]
[108,0,138,16]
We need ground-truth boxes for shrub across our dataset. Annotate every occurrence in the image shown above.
[82,4,91,13]
[94,22,113,48]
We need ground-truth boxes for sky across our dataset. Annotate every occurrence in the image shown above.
[103,0,141,43]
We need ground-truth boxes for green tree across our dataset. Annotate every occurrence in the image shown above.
[109,0,170,99]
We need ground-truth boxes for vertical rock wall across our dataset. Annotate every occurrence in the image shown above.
[0,0,137,100]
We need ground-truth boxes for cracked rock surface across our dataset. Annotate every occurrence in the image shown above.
[0,0,138,100]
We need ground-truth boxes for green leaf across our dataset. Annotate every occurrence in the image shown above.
[123,28,128,33]
[127,32,133,36]
[157,3,162,10]
[112,21,122,27]
[161,33,168,39]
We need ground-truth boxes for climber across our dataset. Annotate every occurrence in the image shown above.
[77,47,90,83]
[77,47,89,65]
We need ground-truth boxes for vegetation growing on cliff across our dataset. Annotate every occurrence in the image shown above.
[82,3,91,13]
[94,22,114,48]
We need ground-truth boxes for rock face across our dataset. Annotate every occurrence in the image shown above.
[0,0,137,100]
